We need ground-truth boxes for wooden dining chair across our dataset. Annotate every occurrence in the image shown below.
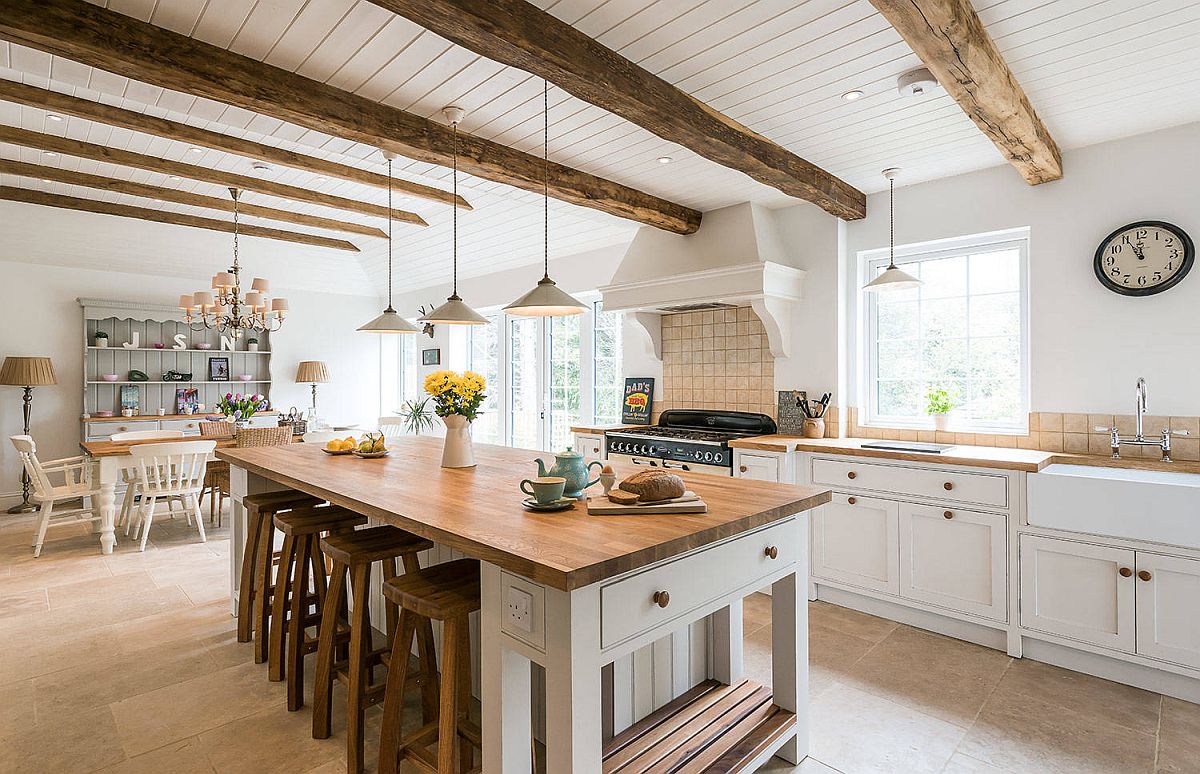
[110,429,186,531]
[9,435,103,558]
[127,440,216,551]
[199,421,235,526]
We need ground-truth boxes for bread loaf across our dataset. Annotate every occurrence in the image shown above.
[607,490,639,505]
[619,470,685,502]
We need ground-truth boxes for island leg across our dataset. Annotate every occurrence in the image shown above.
[543,583,603,774]
[480,564,533,774]
[772,516,809,764]
[97,480,117,555]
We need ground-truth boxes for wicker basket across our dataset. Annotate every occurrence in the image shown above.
[198,420,236,439]
[235,426,293,448]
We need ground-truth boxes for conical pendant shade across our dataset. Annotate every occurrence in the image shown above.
[864,265,921,292]
[504,276,586,316]
[358,307,420,333]
[420,294,488,325]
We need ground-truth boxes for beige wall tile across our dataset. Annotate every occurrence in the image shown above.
[1028,413,1041,432]
[1171,438,1200,461]
[1038,432,1064,452]
[917,431,937,443]
[1171,416,1200,436]
[1062,413,1088,434]
[1040,413,1063,432]
[1063,433,1089,454]
[1089,433,1114,456]
[1114,414,1137,435]
[1017,433,1040,450]
[1089,414,1114,433]
[992,434,1017,448]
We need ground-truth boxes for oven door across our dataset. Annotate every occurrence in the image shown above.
[607,453,732,477]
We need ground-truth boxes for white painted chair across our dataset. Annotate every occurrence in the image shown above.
[9,435,103,558]
[378,417,407,439]
[127,440,215,551]
[110,430,186,531]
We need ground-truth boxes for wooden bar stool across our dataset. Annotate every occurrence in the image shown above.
[379,559,482,774]
[270,505,368,709]
[238,490,324,648]
[312,526,439,774]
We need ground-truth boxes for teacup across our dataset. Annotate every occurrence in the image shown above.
[520,476,567,505]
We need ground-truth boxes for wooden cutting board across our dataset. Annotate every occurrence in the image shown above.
[587,496,708,515]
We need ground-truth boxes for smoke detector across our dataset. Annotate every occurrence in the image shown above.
[897,68,939,97]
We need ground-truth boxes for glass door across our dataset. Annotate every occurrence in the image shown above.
[508,316,543,449]
[548,314,583,451]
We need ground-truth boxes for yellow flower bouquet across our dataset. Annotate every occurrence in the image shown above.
[423,370,487,422]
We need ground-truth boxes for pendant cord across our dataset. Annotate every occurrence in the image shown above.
[232,187,240,274]
[452,121,459,297]
[386,156,394,310]
[543,79,549,280]
[888,177,895,269]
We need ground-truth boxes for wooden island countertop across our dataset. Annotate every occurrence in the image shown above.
[217,436,830,591]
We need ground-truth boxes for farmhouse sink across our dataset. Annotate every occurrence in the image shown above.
[1027,464,1200,549]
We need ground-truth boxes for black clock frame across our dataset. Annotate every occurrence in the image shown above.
[1094,220,1195,297]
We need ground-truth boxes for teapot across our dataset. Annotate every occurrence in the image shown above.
[534,448,604,498]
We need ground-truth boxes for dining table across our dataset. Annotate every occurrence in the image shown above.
[217,436,831,773]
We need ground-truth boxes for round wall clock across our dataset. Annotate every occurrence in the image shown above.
[1094,220,1194,296]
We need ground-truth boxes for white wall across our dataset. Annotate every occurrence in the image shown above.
[0,259,382,502]
[843,121,1200,416]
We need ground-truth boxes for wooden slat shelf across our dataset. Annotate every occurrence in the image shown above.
[602,679,795,773]
[86,380,269,384]
[87,346,270,353]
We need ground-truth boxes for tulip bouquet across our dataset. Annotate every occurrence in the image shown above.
[217,392,269,421]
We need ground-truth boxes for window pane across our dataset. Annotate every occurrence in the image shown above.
[968,292,1020,337]
[919,255,967,299]
[877,300,918,340]
[549,314,581,451]
[969,249,1020,295]
[509,317,540,449]
[593,302,624,425]
[877,340,919,379]
[921,297,968,339]
[877,379,922,417]
[468,314,501,445]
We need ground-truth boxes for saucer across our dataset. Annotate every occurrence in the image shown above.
[522,497,575,512]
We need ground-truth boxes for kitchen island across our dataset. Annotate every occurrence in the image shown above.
[217,437,830,773]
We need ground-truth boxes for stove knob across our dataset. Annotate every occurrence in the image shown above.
[704,452,714,462]
[640,444,650,455]
[612,442,622,453]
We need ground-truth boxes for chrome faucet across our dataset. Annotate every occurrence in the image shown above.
[1135,377,1147,439]
[1107,377,1184,461]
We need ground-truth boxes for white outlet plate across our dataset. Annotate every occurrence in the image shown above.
[499,571,545,650]
[506,587,534,633]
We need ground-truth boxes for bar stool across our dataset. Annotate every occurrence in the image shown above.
[237,491,324,648]
[312,526,439,774]
[270,505,368,709]
[379,559,482,774]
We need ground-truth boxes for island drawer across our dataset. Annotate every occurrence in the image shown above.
[811,457,1008,509]
[599,519,797,650]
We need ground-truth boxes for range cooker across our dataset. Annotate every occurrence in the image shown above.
[605,409,778,476]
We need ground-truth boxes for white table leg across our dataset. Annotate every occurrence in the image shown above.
[712,598,744,685]
[543,584,603,774]
[97,481,117,554]
[481,563,534,774]
[772,515,809,764]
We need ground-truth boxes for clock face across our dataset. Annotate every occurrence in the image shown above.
[1094,220,1194,296]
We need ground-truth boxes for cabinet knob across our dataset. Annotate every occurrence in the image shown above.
[847,496,857,505]
[118,426,128,432]
[652,590,670,608]
[943,481,954,491]
[1119,567,1133,577]
[739,465,748,473]
[943,511,954,519]
[764,546,778,560]
[847,471,857,479]
[1137,570,1152,582]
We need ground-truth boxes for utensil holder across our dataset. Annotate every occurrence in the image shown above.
[801,418,825,438]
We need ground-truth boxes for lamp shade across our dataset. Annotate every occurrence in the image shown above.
[504,276,587,317]
[0,356,56,386]
[863,265,921,292]
[418,294,488,325]
[251,277,270,293]
[193,291,214,308]
[358,308,420,333]
[178,294,195,310]
[270,298,289,313]
[295,361,330,384]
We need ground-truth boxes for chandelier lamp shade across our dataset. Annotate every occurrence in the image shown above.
[863,168,921,293]
[180,188,289,336]
[359,151,420,334]
[418,107,487,326]
[504,81,587,317]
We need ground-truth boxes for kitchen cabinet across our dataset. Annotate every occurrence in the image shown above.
[812,493,899,595]
[573,433,605,461]
[1134,552,1200,669]
[734,452,780,482]
[899,504,1007,621]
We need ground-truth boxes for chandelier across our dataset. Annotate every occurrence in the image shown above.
[180,188,288,337]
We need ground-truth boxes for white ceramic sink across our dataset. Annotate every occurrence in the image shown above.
[1027,464,1200,548]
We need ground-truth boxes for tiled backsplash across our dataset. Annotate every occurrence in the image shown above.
[845,408,1200,460]
[660,307,775,420]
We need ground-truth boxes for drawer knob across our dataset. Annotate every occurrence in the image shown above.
[943,511,954,519]
[739,465,748,473]
[652,591,670,608]
[1119,567,1133,577]
[1137,570,1152,582]
[847,471,857,480]
[943,481,954,491]
[118,426,128,432]
[764,546,778,560]
[847,496,857,505]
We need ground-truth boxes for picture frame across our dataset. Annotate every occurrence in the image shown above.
[119,385,141,416]
[776,390,808,435]
[175,387,199,415]
[421,348,441,366]
[621,377,655,425]
[208,356,230,381]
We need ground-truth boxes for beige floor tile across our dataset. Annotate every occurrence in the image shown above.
[95,737,215,774]
[958,682,1157,774]
[808,683,966,774]
[0,704,126,774]
[744,619,876,701]
[1157,696,1200,774]
[941,752,1007,773]
[0,614,123,685]
[841,626,1011,727]
[109,661,286,757]
[0,552,115,595]
[0,587,49,619]
[46,570,159,609]
[758,754,845,772]
[808,600,898,644]
[110,599,235,655]
[49,582,195,631]
[198,703,347,774]
[743,590,773,634]
[0,678,36,728]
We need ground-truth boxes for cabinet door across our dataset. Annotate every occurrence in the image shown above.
[736,453,780,482]
[899,504,1007,621]
[1019,535,1135,653]
[1135,552,1200,669]
[574,433,604,461]
[812,493,899,595]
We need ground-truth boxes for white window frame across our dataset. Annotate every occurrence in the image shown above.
[859,228,1031,434]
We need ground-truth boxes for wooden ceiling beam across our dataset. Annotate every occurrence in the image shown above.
[869,0,1062,184]
[0,124,426,225]
[0,78,469,209]
[0,0,702,234]
[0,158,387,239]
[0,186,360,251]
[370,0,866,220]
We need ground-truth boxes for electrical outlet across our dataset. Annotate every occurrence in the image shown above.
[505,586,534,633]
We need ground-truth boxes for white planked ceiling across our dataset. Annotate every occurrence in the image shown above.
[1,0,1198,297]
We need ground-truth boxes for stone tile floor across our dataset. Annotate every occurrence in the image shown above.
[0,509,1197,773]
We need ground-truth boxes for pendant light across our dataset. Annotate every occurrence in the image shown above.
[418,107,487,326]
[504,81,587,317]
[359,151,420,333]
[864,168,921,293]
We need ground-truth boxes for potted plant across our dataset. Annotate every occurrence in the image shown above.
[397,397,436,436]
[926,387,956,432]
[246,336,259,352]
[216,392,269,427]
[94,331,109,348]
[424,370,486,468]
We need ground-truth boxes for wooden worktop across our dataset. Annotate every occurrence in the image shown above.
[569,422,636,435]
[217,437,830,591]
[728,435,1200,474]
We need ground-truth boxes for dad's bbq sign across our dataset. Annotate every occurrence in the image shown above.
[621,378,655,425]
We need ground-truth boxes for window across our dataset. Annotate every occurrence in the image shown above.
[593,301,624,425]
[467,314,501,444]
[862,230,1029,432]
[548,314,582,451]
[508,316,541,449]
[381,335,419,415]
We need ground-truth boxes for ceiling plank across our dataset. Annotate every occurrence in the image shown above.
[0,78,470,209]
[371,0,866,220]
[0,0,702,234]
[0,158,387,239]
[0,186,360,251]
[0,124,426,225]
[868,0,1062,184]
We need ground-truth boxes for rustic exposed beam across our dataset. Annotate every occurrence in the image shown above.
[0,124,426,225]
[0,159,387,239]
[371,0,866,220]
[869,0,1062,184]
[0,78,469,209]
[0,0,702,234]
[0,186,360,251]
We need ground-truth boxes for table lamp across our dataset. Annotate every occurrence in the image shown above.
[1,356,57,514]
[294,361,329,421]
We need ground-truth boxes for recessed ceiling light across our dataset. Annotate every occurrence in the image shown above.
[657,156,673,164]
[42,151,57,157]
[169,175,181,181]
[842,89,865,101]
[153,198,163,203]
[41,178,52,183]
[46,113,64,122]
[188,147,203,154]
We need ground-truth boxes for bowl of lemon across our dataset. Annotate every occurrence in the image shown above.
[322,436,357,455]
